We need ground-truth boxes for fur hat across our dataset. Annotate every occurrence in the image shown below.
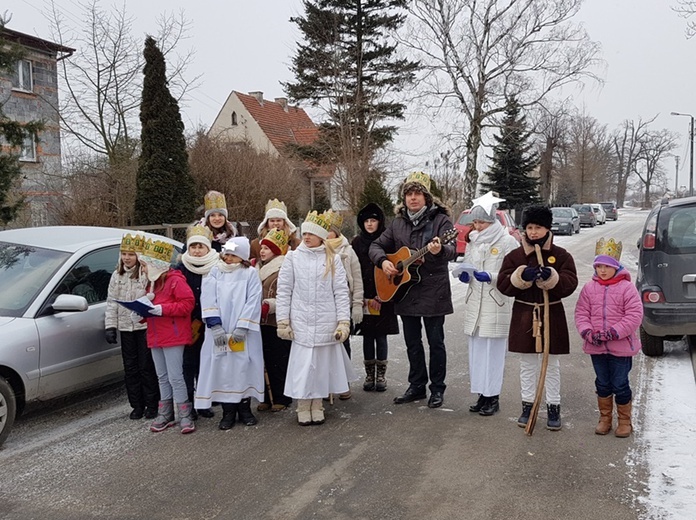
[260,228,289,256]
[521,205,553,230]
[221,236,250,261]
[257,198,297,235]
[301,210,331,240]
[593,237,622,270]
[186,224,213,250]
[204,190,228,219]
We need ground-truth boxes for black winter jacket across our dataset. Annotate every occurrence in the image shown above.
[369,203,456,317]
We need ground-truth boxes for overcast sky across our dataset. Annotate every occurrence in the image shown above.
[9,0,696,189]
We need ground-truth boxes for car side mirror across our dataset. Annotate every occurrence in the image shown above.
[52,294,89,312]
[636,239,641,249]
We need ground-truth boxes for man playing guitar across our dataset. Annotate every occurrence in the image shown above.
[369,171,457,409]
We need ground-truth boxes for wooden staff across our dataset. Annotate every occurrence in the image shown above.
[264,369,274,406]
[525,244,551,436]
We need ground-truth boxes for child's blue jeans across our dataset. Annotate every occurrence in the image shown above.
[591,354,633,405]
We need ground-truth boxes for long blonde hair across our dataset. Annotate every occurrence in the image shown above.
[323,239,336,279]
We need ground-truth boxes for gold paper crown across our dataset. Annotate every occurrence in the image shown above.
[404,171,431,192]
[204,191,227,212]
[595,237,622,261]
[187,224,213,242]
[120,233,145,253]
[304,210,331,231]
[323,209,343,231]
[265,198,287,215]
[141,238,175,263]
[262,228,290,254]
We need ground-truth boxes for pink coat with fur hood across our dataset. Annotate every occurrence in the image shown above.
[574,269,643,357]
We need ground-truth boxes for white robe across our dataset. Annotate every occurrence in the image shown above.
[195,265,264,406]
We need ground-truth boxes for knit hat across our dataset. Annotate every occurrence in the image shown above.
[139,238,175,282]
[469,205,495,223]
[301,210,331,240]
[120,233,145,254]
[221,236,250,261]
[469,191,505,223]
[260,228,289,256]
[401,171,432,199]
[324,209,344,236]
[593,237,622,270]
[521,205,553,230]
[186,224,213,250]
[257,198,297,235]
[204,190,228,219]
[357,203,386,236]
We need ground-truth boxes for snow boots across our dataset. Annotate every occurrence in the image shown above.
[150,399,175,432]
[219,403,238,430]
[615,401,632,438]
[546,404,562,431]
[517,401,534,427]
[479,395,500,416]
[375,360,388,392]
[177,402,196,434]
[237,398,258,426]
[363,360,376,391]
[296,399,312,426]
[595,396,613,435]
[310,398,325,425]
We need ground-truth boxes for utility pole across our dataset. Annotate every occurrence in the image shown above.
[672,111,695,197]
[675,155,680,194]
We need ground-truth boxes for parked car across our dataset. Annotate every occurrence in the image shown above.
[551,207,580,235]
[454,209,521,256]
[571,204,597,227]
[589,203,607,224]
[599,201,618,221]
[636,196,696,356]
[0,226,182,446]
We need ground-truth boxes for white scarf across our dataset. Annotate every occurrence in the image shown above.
[469,220,506,245]
[181,249,219,275]
[217,260,244,273]
[258,255,284,282]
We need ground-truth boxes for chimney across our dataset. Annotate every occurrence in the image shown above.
[275,97,288,112]
[248,91,264,105]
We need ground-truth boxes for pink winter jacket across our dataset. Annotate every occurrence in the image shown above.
[574,270,643,357]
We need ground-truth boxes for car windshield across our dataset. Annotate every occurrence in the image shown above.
[592,206,601,213]
[600,203,614,210]
[0,242,70,317]
[552,209,572,218]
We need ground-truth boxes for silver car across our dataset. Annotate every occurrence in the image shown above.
[0,226,182,445]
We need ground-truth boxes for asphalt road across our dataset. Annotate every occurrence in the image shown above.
[0,211,653,520]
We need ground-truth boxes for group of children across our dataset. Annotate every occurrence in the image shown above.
[458,201,642,438]
[106,189,643,438]
[106,192,397,432]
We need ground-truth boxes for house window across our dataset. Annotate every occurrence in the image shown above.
[231,111,238,126]
[13,60,33,92]
[19,135,37,162]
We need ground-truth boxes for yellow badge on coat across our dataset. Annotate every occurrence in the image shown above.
[548,256,556,264]
[491,247,499,255]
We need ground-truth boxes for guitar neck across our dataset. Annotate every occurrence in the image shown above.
[401,243,431,270]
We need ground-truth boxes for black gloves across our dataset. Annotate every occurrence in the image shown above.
[538,267,552,280]
[105,328,118,344]
[521,266,538,281]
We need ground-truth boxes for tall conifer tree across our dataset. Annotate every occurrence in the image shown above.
[481,97,540,212]
[285,0,419,212]
[134,36,195,225]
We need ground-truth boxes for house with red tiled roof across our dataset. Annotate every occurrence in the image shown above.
[208,91,334,209]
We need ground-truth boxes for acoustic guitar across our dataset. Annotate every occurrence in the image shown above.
[374,228,458,303]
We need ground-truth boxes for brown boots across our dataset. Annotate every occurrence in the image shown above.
[595,396,613,435]
[595,396,632,438]
[615,401,633,438]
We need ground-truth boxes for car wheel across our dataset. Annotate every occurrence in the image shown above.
[640,326,665,357]
[0,377,17,446]
[575,227,580,234]
[590,221,596,227]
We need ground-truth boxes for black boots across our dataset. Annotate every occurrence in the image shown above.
[469,394,486,413]
[219,403,238,430]
[469,395,500,416]
[363,360,376,391]
[237,398,258,426]
[479,395,499,416]
[517,401,534,428]
[546,404,561,431]
[375,360,387,392]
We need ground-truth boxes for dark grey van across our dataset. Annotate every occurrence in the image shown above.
[600,201,618,221]
[636,196,696,355]
[571,204,597,227]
